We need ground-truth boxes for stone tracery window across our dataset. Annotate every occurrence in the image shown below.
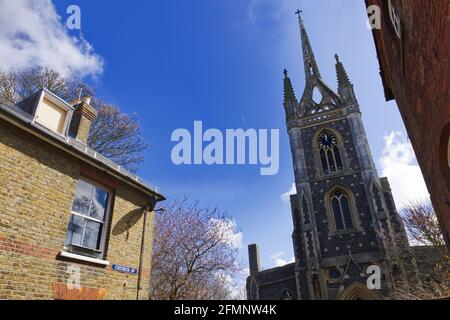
[330,189,354,231]
[317,130,343,175]
[325,186,359,234]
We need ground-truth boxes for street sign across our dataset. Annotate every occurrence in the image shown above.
[112,264,138,275]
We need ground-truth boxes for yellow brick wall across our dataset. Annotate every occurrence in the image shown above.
[75,115,91,144]
[0,118,155,300]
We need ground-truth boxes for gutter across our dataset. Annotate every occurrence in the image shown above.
[0,106,165,201]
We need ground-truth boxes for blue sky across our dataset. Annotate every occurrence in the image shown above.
[0,0,429,270]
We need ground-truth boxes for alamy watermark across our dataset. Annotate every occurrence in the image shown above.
[66,5,81,30]
[366,5,381,30]
[66,264,81,290]
[171,121,280,176]
[366,265,381,290]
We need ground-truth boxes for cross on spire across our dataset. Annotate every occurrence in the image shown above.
[295,9,303,23]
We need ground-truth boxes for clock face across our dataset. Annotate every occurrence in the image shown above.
[318,132,337,150]
[329,268,341,279]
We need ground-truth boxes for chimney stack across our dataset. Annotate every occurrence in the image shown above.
[248,244,261,275]
[69,96,97,144]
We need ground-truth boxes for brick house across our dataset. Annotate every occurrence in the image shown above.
[0,89,165,300]
[365,0,450,249]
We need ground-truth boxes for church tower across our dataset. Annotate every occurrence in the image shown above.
[247,12,414,301]
[282,11,411,300]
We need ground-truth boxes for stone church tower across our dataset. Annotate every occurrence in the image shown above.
[247,12,413,300]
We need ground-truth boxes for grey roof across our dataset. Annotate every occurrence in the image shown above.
[0,97,165,201]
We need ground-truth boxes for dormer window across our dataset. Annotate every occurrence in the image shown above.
[35,96,69,134]
[15,89,73,136]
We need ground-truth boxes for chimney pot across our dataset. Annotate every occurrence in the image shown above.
[82,96,92,105]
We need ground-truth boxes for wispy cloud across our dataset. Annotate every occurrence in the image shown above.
[210,218,243,249]
[280,182,296,203]
[246,0,298,30]
[270,251,294,267]
[247,0,258,26]
[379,131,429,208]
[0,0,103,77]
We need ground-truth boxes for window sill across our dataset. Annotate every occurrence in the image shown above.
[332,229,359,236]
[58,251,109,267]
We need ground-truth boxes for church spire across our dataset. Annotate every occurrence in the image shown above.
[296,9,321,79]
[283,69,298,123]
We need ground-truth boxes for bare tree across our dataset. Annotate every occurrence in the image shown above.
[0,67,147,172]
[87,101,147,172]
[403,201,447,251]
[391,201,450,299]
[150,199,242,300]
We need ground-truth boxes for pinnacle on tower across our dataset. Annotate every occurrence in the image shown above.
[335,54,352,88]
[283,69,297,104]
[283,69,298,123]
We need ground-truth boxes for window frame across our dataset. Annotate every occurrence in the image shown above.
[64,177,114,259]
[325,185,361,235]
[439,123,450,186]
[330,191,354,230]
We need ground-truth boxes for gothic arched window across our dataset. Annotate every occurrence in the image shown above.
[326,187,358,233]
[317,130,343,175]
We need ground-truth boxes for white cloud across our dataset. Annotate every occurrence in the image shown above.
[247,0,297,29]
[215,267,248,300]
[281,182,296,202]
[270,251,294,267]
[247,0,258,26]
[210,218,243,249]
[379,131,429,208]
[0,0,103,77]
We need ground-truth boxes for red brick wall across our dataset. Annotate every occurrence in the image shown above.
[366,0,450,247]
